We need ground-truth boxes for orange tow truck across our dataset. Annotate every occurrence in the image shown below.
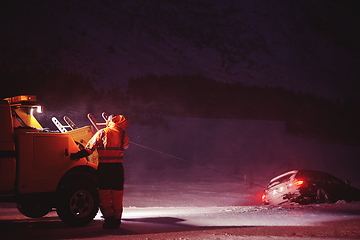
[0,95,99,226]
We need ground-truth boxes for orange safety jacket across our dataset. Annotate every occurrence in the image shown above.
[85,127,129,163]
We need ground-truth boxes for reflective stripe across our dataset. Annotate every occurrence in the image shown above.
[98,159,123,163]
[86,127,129,164]
[98,147,124,151]
[112,190,124,219]
[98,148,124,162]
[99,156,123,160]
[99,189,114,217]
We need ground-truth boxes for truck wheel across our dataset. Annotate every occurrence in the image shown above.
[56,180,99,227]
[16,201,51,218]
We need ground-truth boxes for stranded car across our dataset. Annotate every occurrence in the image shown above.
[262,170,360,205]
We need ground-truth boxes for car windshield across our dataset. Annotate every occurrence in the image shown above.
[315,172,345,185]
[296,170,319,181]
[297,170,345,185]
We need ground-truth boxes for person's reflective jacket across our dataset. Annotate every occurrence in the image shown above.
[85,127,130,163]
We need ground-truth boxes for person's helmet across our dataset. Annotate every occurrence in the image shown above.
[106,115,130,129]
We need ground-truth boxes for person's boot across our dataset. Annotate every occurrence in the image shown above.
[103,216,119,229]
[113,218,121,229]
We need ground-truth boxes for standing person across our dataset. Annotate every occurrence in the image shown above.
[70,115,130,229]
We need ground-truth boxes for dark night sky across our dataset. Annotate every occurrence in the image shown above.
[1,0,359,100]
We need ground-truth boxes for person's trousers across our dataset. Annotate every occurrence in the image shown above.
[97,163,125,220]
[99,189,124,219]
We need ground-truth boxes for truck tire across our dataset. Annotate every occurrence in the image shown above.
[56,180,99,227]
[16,201,51,218]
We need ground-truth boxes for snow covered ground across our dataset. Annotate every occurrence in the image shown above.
[1,189,360,239]
[2,117,360,239]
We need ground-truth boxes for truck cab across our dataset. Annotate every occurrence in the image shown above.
[0,95,99,227]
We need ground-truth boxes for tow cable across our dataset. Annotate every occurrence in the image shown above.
[55,113,266,189]
[130,141,265,189]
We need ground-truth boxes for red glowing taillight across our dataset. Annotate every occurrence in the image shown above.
[294,180,304,186]
[261,194,266,201]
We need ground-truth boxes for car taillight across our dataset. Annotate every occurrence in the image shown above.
[294,180,304,186]
[261,194,266,201]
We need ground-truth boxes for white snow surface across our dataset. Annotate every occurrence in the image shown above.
[2,116,355,239]
[2,115,360,239]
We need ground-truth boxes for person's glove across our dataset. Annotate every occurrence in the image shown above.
[70,149,90,160]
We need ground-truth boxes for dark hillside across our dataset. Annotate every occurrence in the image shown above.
[1,70,359,145]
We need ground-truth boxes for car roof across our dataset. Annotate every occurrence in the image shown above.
[269,170,298,183]
[269,169,344,184]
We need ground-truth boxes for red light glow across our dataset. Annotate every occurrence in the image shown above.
[294,180,304,185]
[261,194,266,201]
